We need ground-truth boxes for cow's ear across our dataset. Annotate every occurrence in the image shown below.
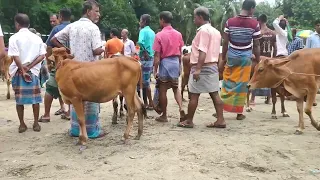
[270,58,290,67]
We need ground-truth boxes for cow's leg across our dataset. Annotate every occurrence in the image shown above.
[280,93,289,117]
[295,98,304,135]
[271,88,277,119]
[6,78,10,99]
[71,99,87,147]
[134,93,145,140]
[119,95,125,118]
[123,94,135,144]
[112,97,118,124]
[246,90,252,112]
[304,91,320,131]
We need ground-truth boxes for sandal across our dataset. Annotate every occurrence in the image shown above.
[39,115,50,123]
[179,110,187,122]
[54,109,65,115]
[177,121,194,128]
[206,123,226,129]
[61,113,71,120]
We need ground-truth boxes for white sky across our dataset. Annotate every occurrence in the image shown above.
[256,0,275,5]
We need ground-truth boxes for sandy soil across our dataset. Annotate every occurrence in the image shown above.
[1,80,320,180]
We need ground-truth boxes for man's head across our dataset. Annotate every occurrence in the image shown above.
[279,19,287,30]
[314,20,320,34]
[291,28,297,38]
[82,0,100,23]
[110,28,119,38]
[242,0,256,16]
[258,14,267,25]
[59,8,72,22]
[140,14,151,28]
[159,11,173,28]
[50,14,59,27]
[121,29,129,39]
[14,13,30,32]
[193,6,210,27]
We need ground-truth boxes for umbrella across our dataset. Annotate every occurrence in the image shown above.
[296,30,314,38]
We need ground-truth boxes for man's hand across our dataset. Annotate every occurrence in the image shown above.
[143,51,149,60]
[22,65,30,73]
[193,69,201,82]
[22,72,32,83]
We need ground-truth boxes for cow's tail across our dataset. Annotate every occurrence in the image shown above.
[139,61,143,92]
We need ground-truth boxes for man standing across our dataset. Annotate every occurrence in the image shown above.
[178,7,225,128]
[273,15,288,57]
[8,14,46,133]
[220,0,261,120]
[287,28,304,55]
[153,11,185,122]
[51,0,105,139]
[138,14,155,109]
[39,8,72,123]
[121,29,136,57]
[306,20,320,49]
[50,14,59,27]
[105,28,124,58]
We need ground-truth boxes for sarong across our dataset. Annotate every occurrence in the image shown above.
[221,56,252,113]
[188,65,220,94]
[11,71,42,105]
[252,88,271,96]
[39,60,49,88]
[140,56,153,88]
[158,56,180,87]
[69,102,102,139]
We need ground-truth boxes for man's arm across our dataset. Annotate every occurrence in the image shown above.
[51,25,71,52]
[273,17,287,37]
[46,27,58,47]
[153,35,161,75]
[8,37,24,72]
[104,42,108,57]
[138,30,146,51]
[220,32,229,71]
[27,43,47,70]
[253,39,261,66]
[91,27,104,57]
[195,31,210,71]
[130,41,136,57]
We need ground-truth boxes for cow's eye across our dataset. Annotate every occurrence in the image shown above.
[258,67,264,72]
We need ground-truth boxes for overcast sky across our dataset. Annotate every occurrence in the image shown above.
[256,0,275,5]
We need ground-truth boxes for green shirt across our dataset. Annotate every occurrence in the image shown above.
[46,69,57,87]
[138,26,155,57]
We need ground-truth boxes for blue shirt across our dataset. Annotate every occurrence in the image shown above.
[138,26,155,57]
[305,32,320,49]
[287,37,304,54]
[46,21,70,47]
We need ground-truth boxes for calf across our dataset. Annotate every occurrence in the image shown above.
[52,47,146,148]
[181,52,191,101]
[0,54,13,99]
[246,56,289,119]
[248,48,320,134]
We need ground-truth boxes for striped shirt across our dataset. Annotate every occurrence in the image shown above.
[224,15,261,58]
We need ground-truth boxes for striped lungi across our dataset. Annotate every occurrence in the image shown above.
[188,65,220,94]
[140,56,154,88]
[221,56,252,113]
[11,71,42,105]
[69,102,102,139]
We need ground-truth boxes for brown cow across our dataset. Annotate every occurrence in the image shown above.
[0,54,13,99]
[51,47,146,148]
[246,56,289,119]
[248,48,320,134]
[181,52,191,101]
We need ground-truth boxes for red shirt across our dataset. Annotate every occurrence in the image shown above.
[153,25,184,59]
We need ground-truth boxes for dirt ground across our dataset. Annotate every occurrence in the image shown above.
[1,80,320,180]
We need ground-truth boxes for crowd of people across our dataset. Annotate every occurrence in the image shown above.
[0,0,320,139]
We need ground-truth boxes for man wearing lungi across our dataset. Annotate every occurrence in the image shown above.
[8,14,46,133]
[220,0,261,120]
[153,11,185,122]
[51,0,105,138]
[178,7,225,128]
[138,14,155,110]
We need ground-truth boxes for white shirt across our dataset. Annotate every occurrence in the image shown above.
[122,38,135,57]
[8,28,46,77]
[0,25,3,36]
[273,18,288,56]
[55,18,102,62]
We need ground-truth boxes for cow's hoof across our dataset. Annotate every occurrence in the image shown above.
[283,113,290,117]
[294,130,303,135]
[134,136,141,140]
[120,112,125,118]
[6,94,10,99]
[271,115,278,119]
[112,115,118,124]
[182,98,187,102]
[246,107,253,112]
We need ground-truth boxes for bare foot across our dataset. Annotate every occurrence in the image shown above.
[33,123,41,132]
[18,124,28,133]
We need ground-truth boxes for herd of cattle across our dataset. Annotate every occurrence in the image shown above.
[0,47,320,149]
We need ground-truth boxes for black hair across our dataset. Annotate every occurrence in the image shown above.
[258,14,267,23]
[14,13,30,28]
[159,11,173,24]
[141,14,151,26]
[242,0,256,11]
[82,0,100,15]
[315,19,320,25]
[182,49,188,54]
[111,28,120,37]
[60,8,72,20]
[194,7,210,21]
